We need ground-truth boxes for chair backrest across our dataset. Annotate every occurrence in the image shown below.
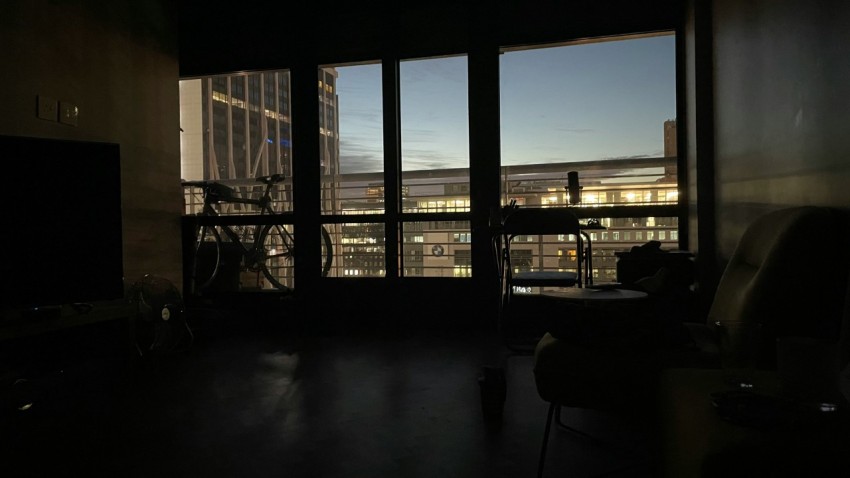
[500,207,583,278]
[498,206,585,292]
[707,206,850,369]
[501,207,581,238]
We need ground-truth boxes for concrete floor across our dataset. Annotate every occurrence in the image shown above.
[2,307,657,478]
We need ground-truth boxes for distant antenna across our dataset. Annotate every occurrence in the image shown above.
[566,171,582,205]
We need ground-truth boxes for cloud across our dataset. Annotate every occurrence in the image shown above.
[555,127,594,134]
[400,147,462,171]
[339,138,383,174]
[603,154,651,160]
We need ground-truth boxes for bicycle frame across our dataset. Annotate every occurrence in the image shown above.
[183,173,332,294]
[185,174,296,293]
[198,191,280,252]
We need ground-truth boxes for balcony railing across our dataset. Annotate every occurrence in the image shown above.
[183,156,679,282]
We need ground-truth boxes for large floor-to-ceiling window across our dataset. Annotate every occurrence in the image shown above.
[399,55,471,278]
[178,30,680,291]
[499,32,679,283]
[319,62,386,278]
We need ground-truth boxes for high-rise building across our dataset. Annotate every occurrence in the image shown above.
[180,68,341,214]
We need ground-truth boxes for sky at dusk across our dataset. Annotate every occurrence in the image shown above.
[334,32,677,175]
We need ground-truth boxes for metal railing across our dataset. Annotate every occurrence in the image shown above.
[183,156,680,281]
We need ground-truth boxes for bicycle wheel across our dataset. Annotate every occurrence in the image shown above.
[256,223,295,290]
[320,225,333,277]
[191,225,222,294]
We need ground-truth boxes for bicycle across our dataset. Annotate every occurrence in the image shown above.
[181,174,333,295]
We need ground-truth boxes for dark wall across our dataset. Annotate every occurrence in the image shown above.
[0,0,184,291]
[684,0,718,319]
[177,0,680,77]
[710,0,850,265]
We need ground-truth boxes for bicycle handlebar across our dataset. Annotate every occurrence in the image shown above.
[257,173,285,185]
[181,173,286,188]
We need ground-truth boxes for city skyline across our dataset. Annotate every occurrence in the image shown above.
[335,32,677,175]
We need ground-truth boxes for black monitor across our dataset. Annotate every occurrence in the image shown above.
[0,135,124,314]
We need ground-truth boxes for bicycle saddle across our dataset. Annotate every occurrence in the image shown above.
[204,182,236,201]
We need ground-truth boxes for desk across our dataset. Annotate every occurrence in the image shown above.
[659,368,849,477]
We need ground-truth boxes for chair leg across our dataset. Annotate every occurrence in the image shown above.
[554,405,651,477]
[538,402,557,478]
[554,405,599,441]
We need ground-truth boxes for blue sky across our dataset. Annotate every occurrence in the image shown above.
[335,33,676,174]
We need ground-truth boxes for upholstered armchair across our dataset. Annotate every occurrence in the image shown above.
[532,206,850,477]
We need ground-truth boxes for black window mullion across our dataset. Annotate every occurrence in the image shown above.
[382,57,401,279]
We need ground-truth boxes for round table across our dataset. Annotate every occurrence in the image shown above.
[541,287,648,303]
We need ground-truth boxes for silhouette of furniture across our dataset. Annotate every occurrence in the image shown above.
[615,248,694,288]
[493,206,585,350]
[659,367,849,477]
[577,220,606,286]
[532,206,850,478]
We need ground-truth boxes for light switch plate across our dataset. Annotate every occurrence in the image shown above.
[59,101,79,126]
[37,95,58,121]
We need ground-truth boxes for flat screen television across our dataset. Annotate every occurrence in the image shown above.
[0,135,124,314]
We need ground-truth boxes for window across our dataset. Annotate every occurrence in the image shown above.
[179,69,293,210]
[179,30,681,289]
[337,222,386,278]
[315,62,385,277]
[400,55,470,211]
[399,55,471,277]
[453,233,471,243]
[500,33,676,204]
[498,32,679,284]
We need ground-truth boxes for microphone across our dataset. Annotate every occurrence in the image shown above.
[567,171,581,205]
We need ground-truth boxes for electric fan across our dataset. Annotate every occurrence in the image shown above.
[127,274,193,357]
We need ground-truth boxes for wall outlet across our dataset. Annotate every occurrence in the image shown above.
[37,95,58,121]
[60,101,79,126]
